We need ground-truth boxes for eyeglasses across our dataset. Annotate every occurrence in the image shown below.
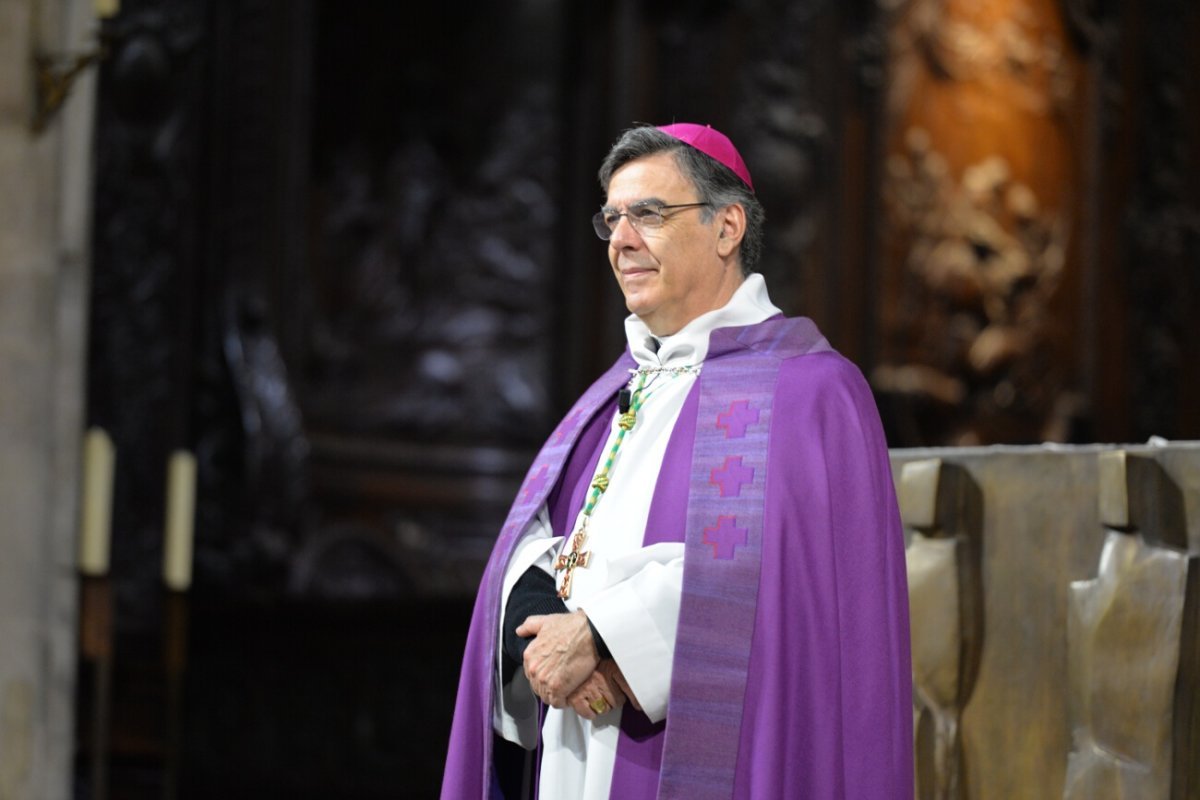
[592,201,709,240]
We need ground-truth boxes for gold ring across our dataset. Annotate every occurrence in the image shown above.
[589,697,610,715]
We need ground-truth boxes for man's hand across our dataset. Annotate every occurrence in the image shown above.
[518,610,599,708]
[566,660,626,721]
[597,658,641,712]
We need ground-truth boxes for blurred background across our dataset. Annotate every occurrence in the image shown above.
[1,0,1198,797]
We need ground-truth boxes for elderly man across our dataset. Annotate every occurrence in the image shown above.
[442,123,912,799]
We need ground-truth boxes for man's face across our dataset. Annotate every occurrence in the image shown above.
[604,152,739,336]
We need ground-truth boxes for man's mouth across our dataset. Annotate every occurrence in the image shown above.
[620,263,656,277]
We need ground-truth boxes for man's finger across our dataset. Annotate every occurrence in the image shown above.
[609,665,641,711]
[568,693,597,720]
[566,691,610,720]
[566,669,624,720]
[515,614,545,637]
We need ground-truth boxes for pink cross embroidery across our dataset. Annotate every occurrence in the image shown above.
[703,515,748,560]
[522,464,550,502]
[710,456,755,498]
[553,410,583,444]
[716,400,759,439]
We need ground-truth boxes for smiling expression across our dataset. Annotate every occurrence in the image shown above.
[604,152,745,336]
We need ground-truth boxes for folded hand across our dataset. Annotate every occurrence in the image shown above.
[566,659,627,720]
[518,611,599,708]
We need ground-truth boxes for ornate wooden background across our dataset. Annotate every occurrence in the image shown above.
[80,0,1199,796]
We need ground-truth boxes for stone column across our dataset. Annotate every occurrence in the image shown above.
[0,0,96,797]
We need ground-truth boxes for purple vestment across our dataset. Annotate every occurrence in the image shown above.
[441,317,913,799]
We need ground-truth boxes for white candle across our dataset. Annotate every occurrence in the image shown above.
[162,450,197,591]
[78,427,116,576]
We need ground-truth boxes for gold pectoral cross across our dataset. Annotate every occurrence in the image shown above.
[554,530,591,599]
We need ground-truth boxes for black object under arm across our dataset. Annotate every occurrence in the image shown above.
[500,566,612,685]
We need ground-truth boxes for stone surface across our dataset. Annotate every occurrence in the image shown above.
[0,2,31,123]
[0,680,34,799]
[0,1,94,797]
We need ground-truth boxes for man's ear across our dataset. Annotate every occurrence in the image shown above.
[715,203,746,258]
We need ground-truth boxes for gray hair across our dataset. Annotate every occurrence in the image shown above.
[597,125,765,274]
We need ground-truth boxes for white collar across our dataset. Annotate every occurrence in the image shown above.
[625,273,782,368]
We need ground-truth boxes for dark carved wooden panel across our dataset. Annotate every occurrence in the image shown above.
[287,1,566,601]
[84,0,570,795]
[1062,0,1200,447]
[83,1,211,795]
[1117,0,1200,442]
[87,0,209,632]
[303,5,559,445]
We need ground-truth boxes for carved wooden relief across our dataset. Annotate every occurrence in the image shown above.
[243,3,567,603]
[1064,451,1195,798]
[899,458,984,799]
[303,93,558,443]
[876,0,1087,445]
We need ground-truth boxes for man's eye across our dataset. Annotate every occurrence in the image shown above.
[604,213,622,227]
[630,207,661,221]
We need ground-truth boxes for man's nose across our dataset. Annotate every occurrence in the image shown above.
[608,215,642,248]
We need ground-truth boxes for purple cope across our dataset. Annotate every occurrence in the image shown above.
[441,316,914,799]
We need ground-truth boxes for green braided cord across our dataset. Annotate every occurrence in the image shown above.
[581,371,648,516]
